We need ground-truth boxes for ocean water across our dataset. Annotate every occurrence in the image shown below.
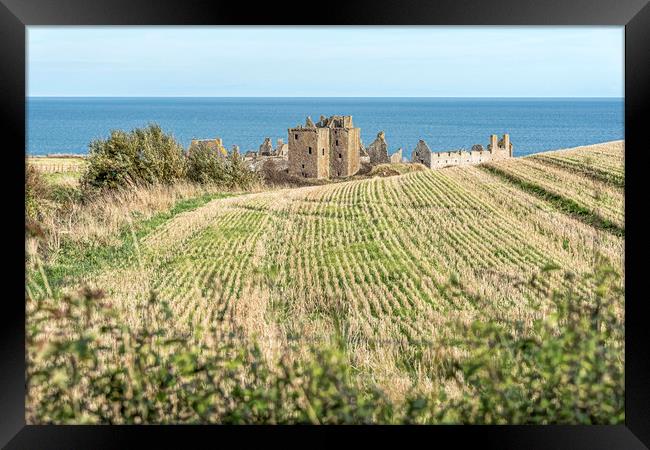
[26,97,624,157]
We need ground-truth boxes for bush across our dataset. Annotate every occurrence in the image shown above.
[26,288,394,424]
[187,144,260,189]
[81,124,187,192]
[186,142,228,184]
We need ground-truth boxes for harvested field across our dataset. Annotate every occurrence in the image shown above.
[28,142,625,402]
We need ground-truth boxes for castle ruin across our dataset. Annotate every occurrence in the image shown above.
[412,134,513,169]
[194,120,513,179]
[288,115,361,179]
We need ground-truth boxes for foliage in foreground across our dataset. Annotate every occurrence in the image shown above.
[27,289,395,424]
[436,259,624,424]
[26,261,623,424]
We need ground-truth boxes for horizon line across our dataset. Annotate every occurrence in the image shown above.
[27,95,625,99]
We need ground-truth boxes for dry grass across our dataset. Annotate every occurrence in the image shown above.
[29,181,265,268]
[27,156,87,174]
[485,141,624,230]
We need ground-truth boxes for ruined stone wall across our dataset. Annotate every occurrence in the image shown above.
[428,149,490,168]
[258,137,274,156]
[275,139,289,157]
[411,140,432,167]
[413,134,512,169]
[390,148,403,164]
[288,127,330,179]
[428,148,509,168]
[367,132,390,165]
[329,127,360,177]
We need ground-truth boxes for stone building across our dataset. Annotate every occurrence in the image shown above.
[189,138,228,157]
[288,116,331,179]
[366,131,390,165]
[288,115,361,179]
[412,134,513,169]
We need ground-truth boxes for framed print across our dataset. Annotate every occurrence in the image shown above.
[2,0,649,447]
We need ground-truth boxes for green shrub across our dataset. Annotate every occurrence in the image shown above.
[226,149,260,190]
[186,143,259,189]
[435,258,624,424]
[26,288,393,424]
[186,142,228,184]
[81,124,187,192]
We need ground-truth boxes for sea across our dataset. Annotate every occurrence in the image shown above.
[26,97,624,157]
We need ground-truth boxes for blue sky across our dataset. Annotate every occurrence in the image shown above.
[27,26,624,97]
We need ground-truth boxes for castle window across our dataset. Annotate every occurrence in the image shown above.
[308,147,312,155]
[338,153,342,159]
[302,164,305,169]
[322,148,325,156]
[295,134,298,140]
[337,171,340,176]
[336,139,339,146]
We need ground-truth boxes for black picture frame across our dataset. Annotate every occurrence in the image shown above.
[2,0,649,448]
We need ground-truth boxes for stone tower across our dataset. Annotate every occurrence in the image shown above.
[288,115,360,179]
[489,134,498,152]
[502,134,512,157]
[321,115,361,178]
[288,117,330,179]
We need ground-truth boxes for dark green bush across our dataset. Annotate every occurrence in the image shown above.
[81,124,187,192]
